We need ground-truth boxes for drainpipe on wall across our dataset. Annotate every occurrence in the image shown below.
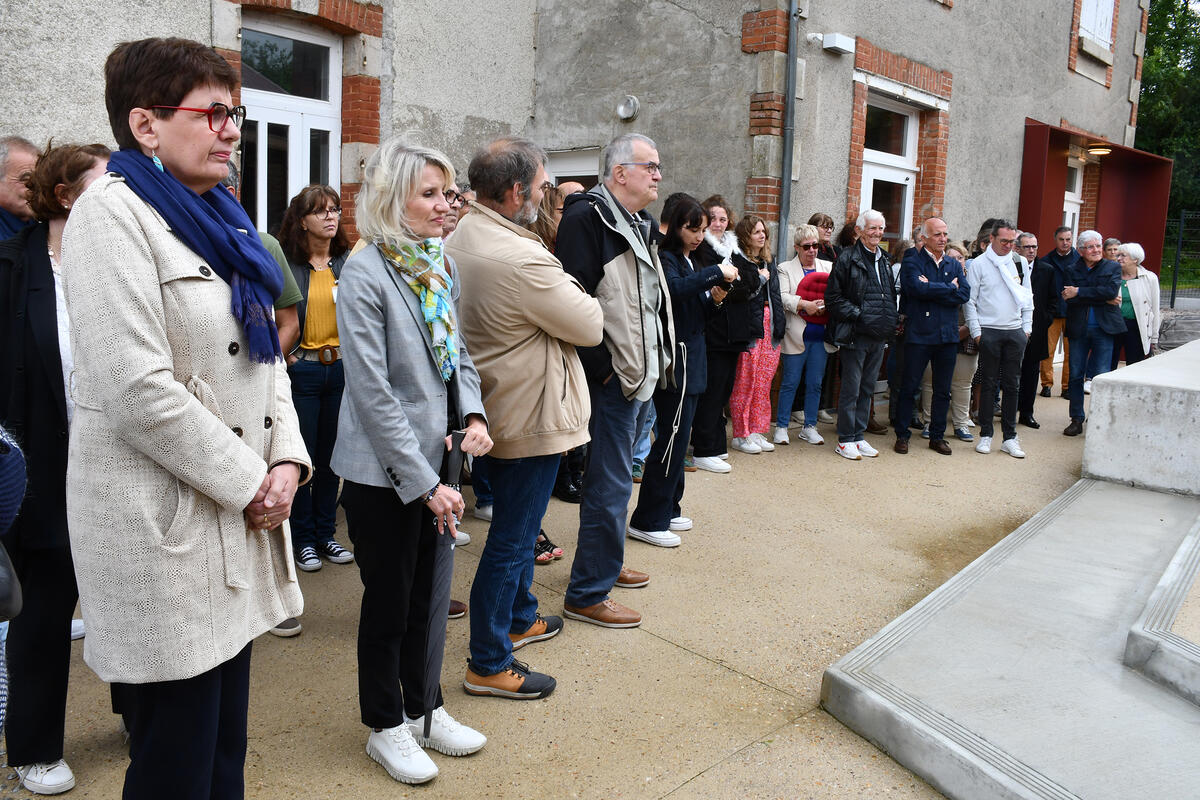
[775,0,800,265]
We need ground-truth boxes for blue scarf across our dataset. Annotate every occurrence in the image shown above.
[107,150,283,363]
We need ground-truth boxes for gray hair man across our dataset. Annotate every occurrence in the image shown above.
[448,136,604,698]
[0,136,37,238]
[824,208,895,460]
[964,219,1033,457]
[555,133,676,629]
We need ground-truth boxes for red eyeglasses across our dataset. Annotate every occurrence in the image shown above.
[150,102,247,133]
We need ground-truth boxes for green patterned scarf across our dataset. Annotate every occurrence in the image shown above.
[378,238,458,381]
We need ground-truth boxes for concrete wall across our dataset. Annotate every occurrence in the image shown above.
[526,0,756,217]
[0,0,212,147]
[384,0,537,172]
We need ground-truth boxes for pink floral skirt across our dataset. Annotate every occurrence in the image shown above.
[729,308,781,438]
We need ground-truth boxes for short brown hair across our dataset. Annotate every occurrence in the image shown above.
[26,142,111,221]
[807,212,834,230]
[277,185,350,264]
[105,37,239,151]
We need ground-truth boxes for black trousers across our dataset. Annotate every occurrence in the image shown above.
[630,391,698,531]
[5,545,78,767]
[342,480,445,729]
[119,643,252,800]
[692,349,740,457]
[1111,316,1147,371]
[978,327,1026,440]
[1017,336,1043,415]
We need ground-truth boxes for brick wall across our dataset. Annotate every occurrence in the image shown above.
[749,92,785,137]
[744,176,782,220]
[1080,163,1101,231]
[741,9,788,54]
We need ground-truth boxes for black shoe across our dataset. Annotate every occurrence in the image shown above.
[1063,419,1084,436]
[552,478,582,504]
[1040,386,1052,398]
[1019,414,1040,429]
[1060,389,1069,398]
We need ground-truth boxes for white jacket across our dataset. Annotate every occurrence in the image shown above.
[1124,265,1161,353]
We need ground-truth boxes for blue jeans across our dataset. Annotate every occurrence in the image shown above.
[775,344,827,429]
[566,378,650,608]
[468,453,560,674]
[1067,327,1114,421]
[287,358,344,550]
[633,404,656,464]
[471,455,494,507]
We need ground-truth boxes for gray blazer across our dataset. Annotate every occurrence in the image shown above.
[331,243,486,505]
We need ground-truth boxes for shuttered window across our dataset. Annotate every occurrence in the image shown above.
[1079,0,1115,48]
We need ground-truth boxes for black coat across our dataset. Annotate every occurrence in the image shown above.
[0,224,70,549]
[1065,257,1125,338]
[1040,247,1079,318]
[659,250,724,395]
[824,241,897,347]
[1027,259,1059,362]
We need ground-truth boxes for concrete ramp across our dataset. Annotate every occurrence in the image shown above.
[822,340,1200,800]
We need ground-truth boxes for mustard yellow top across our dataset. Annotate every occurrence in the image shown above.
[300,267,339,349]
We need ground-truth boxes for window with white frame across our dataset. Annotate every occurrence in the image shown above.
[861,94,918,251]
[1079,0,1115,48]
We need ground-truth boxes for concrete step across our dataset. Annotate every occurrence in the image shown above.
[820,479,1200,800]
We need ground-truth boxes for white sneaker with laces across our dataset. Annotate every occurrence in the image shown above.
[405,706,486,756]
[692,456,731,473]
[627,525,682,548]
[669,516,693,531]
[772,427,790,445]
[16,760,76,794]
[837,442,862,460]
[472,504,493,521]
[1001,437,1026,458]
[854,439,879,458]
[732,437,762,454]
[367,724,439,784]
[799,426,824,445]
[751,432,775,452]
[976,436,992,454]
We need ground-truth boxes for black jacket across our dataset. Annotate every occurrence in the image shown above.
[0,224,70,549]
[1065,258,1125,338]
[1040,247,1079,318]
[698,249,783,352]
[659,250,724,395]
[824,241,897,347]
[288,251,347,353]
[1027,258,1059,361]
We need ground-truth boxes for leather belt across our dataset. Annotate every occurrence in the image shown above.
[296,346,340,364]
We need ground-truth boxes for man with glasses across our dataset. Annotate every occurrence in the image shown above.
[1040,226,1078,397]
[555,133,675,629]
[0,136,37,238]
[1061,230,1122,436]
[441,183,467,237]
[1016,232,1056,429]
[964,220,1033,458]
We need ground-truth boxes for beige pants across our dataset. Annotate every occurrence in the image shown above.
[918,351,978,430]
[1040,317,1069,390]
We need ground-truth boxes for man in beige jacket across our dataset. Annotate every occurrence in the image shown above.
[448,137,603,700]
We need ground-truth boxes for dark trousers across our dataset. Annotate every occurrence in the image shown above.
[978,327,1026,440]
[631,391,698,532]
[5,545,78,766]
[691,349,740,457]
[1111,316,1147,371]
[894,342,956,442]
[288,358,345,549]
[119,643,252,800]
[836,341,885,443]
[1017,335,1042,415]
[342,481,446,728]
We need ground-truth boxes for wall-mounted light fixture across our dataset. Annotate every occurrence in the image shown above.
[806,32,854,55]
[1086,143,1112,157]
[617,95,640,122]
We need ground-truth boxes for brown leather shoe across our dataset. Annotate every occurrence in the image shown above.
[563,599,642,628]
[614,566,649,589]
[866,416,888,435]
[448,599,467,619]
[893,438,909,454]
[929,439,952,455]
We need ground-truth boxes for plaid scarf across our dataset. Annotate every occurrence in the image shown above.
[379,239,458,381]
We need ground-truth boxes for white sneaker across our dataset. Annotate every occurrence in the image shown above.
[732,437,761,454]
[818,409,836,424]
[790,411,806,426]
[627,525,682,548]
[367,725,439,784]
[70,619,85,640]
[975,436,992,454]
[1083,380,1092,394]
[472,504,493,522]
[772,427,790,445]
[1001,437,1026,458]
[692,456,731,473]
[15,760,76,794]
[854,439,879,458]
[405,706,486,757]
[799,426,824,445]
[751,432,775,452]
[718,452,730,461]
[453,529,471,546]
[669,516,693,531]
[836,442,862,460]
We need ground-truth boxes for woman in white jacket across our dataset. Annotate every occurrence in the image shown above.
[1111,242,1161,368]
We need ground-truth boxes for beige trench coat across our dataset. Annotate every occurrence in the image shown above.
[61,175,309,683]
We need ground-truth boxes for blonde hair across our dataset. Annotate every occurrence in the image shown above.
[356,137,456,250]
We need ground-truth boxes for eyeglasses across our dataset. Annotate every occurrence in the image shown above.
[798,242,819,250]
[619,161,663,176]
[150,102,247,133]
[996,237,1017,246]
[312,207,342,219]
[1019,243,1038,249]
[818,223,834,230]
[444,190,466,207]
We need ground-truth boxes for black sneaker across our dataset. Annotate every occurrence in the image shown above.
[463,659,556,699]
[319,540,354,564]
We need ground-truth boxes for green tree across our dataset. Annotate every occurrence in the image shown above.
[1136,0,1200,214]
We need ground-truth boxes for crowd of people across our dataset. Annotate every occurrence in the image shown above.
[0,34,1166,796]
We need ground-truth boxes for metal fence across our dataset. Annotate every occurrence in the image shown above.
[1161,210,1200,307]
